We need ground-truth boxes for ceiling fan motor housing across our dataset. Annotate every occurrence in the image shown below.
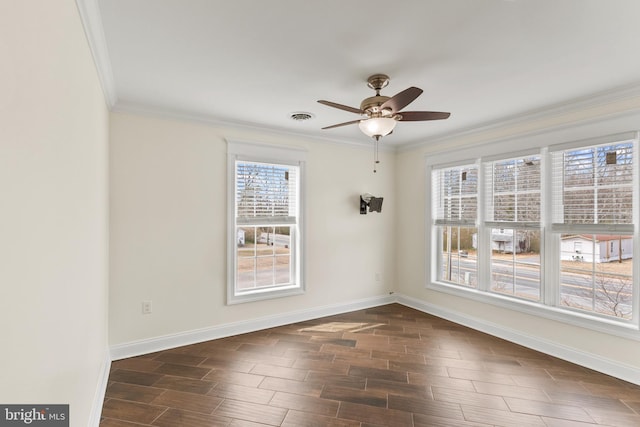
[361,96,393,117]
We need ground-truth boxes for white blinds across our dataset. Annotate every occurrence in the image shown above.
[485,156,541,226]
[432,164,478,226]
[551,141,634,229]
[236,161,298,225]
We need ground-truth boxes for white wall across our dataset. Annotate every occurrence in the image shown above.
[109,112,396,346]
[0,1,109,425]
[109,92,640,384]
[396,94,640,379]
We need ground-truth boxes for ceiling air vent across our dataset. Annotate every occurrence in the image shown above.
[290,112,314,122]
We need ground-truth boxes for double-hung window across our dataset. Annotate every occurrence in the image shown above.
[484,154,542,301]
[227,141,306,304]
[550,136,635,320]
[429,132,638,328]
[432,163,479,288]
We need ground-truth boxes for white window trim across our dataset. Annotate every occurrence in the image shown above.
[227,139,307,305]
[425,133,640,342]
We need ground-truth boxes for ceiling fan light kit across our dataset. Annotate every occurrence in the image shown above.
[358,117,397,138]
[318,74,450,172]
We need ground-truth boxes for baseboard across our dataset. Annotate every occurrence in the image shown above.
[108,292,639,386]
[395,293,640,386]
[110,294,395,360]
[88,349,111,427]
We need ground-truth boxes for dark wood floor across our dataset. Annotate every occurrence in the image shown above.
[100,304,640,426]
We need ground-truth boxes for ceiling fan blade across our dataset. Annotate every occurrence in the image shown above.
[322,119,362,130]
[317,100,363,115]
[397,111,451,121]
[381,87,423,113]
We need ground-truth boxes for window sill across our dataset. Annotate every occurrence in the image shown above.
[227,284,304,305]
[426,281,640,341]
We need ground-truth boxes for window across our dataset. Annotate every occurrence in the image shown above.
[485,156,541,301]
[574,241,582,253]
[227,141,306,304]
[430,133,638,328]
[552,140,634,320]
[432,164,478,288]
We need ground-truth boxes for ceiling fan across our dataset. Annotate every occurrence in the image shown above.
[318,74,450,172]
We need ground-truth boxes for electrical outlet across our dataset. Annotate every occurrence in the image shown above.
[142,300,152,314]
[375,272,382,282]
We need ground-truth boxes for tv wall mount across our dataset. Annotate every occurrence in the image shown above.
[360,193,383,214]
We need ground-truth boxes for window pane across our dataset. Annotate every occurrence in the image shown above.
[516,158,541,192]
[434,165,478,223]
[560,234,633,320]
[459,196,477,222]
[487,156,540,223]
[564,149,594,187]
[237,227,256,290]
[563,189,595,223]
[256,256,274,287]
[494,160,515,192]
[237,227,256,256]
[490,229,541,301]
[439,226,477,288]
[444,169,460,196]
[517,192,540,222]
[236,162,297,219]
[494,194,515,221]
[275,255,290,284]
[275,227,291,284]
[237,258,255,290]
[236,225,294,292]
[460,168,478,195]
[257,227,276,255]
[597,187,633,224]
[557,142,633,224]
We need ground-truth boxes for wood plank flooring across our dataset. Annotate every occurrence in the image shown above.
[100,304,640,426]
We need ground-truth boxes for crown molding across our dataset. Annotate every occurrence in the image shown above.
[75,0,117,107]
[112,101,397,153]
[400,81,640,153]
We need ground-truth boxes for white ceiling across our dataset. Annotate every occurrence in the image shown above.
[93,0,640,147]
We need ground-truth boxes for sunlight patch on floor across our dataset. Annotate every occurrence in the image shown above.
[299,322,386,333]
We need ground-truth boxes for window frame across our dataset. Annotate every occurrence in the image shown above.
[227,140,307,305]
[426,132,640,340]
[484,152,543,302]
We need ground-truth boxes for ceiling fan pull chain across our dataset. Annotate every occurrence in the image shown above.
[374,135,380,173]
